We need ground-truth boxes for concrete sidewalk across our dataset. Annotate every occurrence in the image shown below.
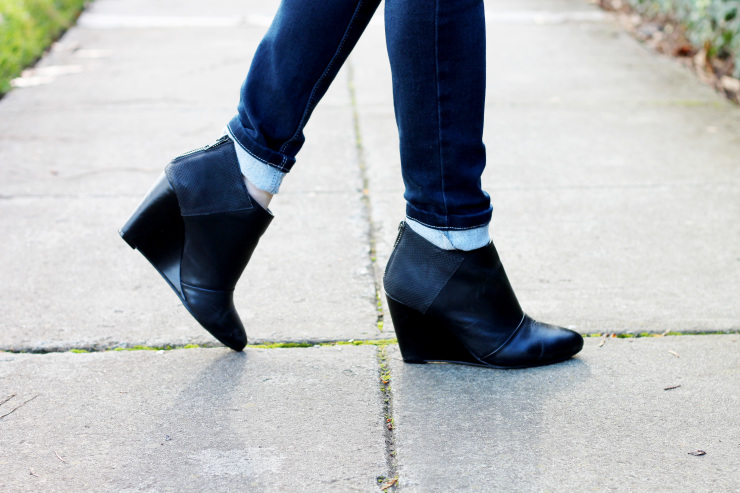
[1,0,738,490]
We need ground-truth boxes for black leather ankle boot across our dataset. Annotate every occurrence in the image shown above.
[119,135,273,351]
[384,221,583,368]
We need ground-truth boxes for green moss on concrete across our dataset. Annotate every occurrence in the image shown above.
[346,338,396,347]
[248,339,397,349]
[59,340,399,354]
[249,342,315,349]
[113,345,161,352]
[378,345,391,389]
[583,331,738,339]
[15,332,740,355]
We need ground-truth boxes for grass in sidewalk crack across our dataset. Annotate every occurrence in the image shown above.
[376,344,399,490]
[347,60,385,335]
[583,331,737,338]
[3,331,733,355]
[51,339,400,354]
[249,339,397,349]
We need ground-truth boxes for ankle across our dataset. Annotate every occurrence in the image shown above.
[222,125,285,197]
[244,178,273,209]
[405,218,490,251]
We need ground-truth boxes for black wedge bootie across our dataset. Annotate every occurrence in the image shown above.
[384,222,583,368]
[119,135,273,351]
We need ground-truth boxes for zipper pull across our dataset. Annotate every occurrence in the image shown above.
[206,134,230,149]
[392,221,406,249]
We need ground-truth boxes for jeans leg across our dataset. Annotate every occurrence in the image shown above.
[228,0,381,176]
[385,0,492,231]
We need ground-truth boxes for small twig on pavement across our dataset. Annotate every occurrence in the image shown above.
[668,350,679,358]
[381,477,398,490]
[664,385,681,391]
[688,450,706,456]
[54,451,67,463]
[0,394,40,420]
[0,393,17,407]
[29,467,39,477]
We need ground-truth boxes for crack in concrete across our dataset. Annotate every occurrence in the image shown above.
[376,345,399,491]
[347,60,385,335]
[0,338,399,354]
[0,332,734,355]
[350,60,398,490]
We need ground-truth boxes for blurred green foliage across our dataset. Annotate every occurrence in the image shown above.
[0,0,87,94]
[628,0,740,77]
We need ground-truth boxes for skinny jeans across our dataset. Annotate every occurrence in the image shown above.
[227,0,492,232]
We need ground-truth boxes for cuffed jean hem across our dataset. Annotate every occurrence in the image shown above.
[405,202,493,233]
[406,217,490,251]
[227,115,296,173]
[223,124,286,195]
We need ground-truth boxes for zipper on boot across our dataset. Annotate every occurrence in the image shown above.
[172,135,231,162]
[392,220,406,249]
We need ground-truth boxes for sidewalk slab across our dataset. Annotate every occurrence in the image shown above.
[351,1,740,334]
[492,185,740,332]
[0,346,387,491]
[389,335,740,491]
[0,0,379,350]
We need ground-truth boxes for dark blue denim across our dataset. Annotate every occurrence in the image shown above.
[228,0,492,231]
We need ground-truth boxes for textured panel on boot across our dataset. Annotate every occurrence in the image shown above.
[384,223,464,314]
[165,137,253,216]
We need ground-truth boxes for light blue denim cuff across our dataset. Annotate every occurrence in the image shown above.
[406,218,490,251]
[222,126,286,194]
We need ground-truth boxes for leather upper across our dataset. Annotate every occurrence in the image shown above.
[385,222,583,367]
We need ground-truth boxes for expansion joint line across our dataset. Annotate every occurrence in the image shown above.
[0,339,399,354]
[377,345,399,490]
[346,60,397,490]
[346,60,385,335]
[2,332,734,355]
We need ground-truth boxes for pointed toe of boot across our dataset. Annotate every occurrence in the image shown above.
[181,284,248,351]
[483,317,584,368]
[558,324,584,360]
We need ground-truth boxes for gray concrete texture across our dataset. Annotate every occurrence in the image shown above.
[389,335,740,492]
[1,0,740,490]
[0,346,387,491]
